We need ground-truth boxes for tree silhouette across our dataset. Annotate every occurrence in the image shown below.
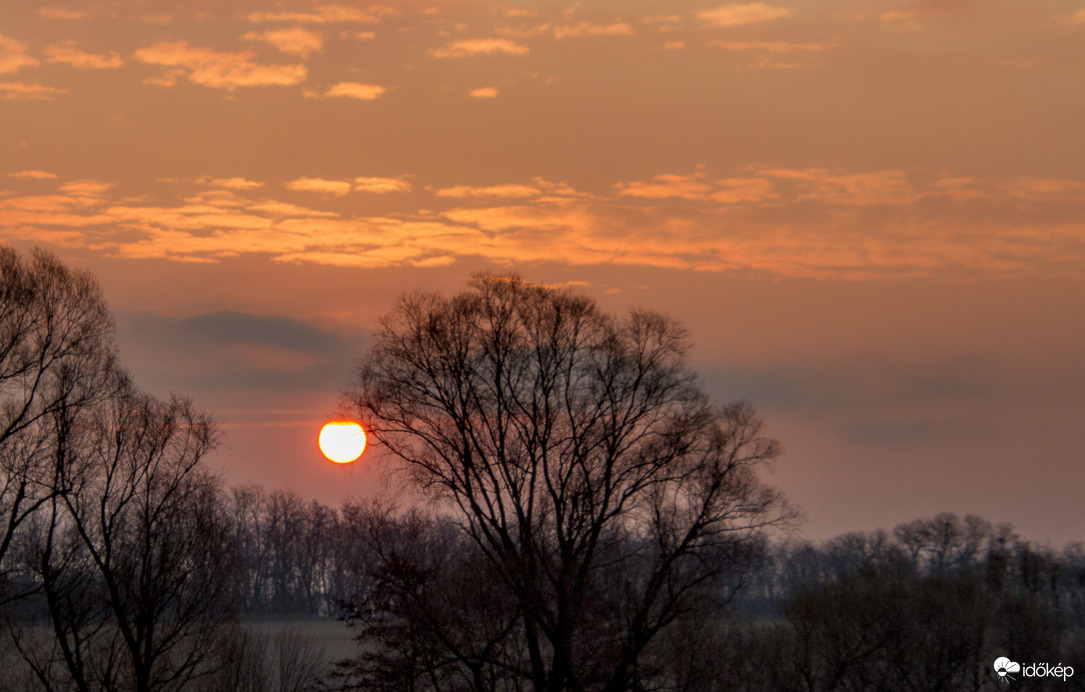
[1,246,117,595]
[347,274,792,691]
[1,246,236,691]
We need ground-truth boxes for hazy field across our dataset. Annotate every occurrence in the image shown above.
[242,617,357,666]
[0,618,357,690]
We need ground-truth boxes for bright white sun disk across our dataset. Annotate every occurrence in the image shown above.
[319,421,366,463]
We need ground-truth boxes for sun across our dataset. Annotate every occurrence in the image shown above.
[319,421,367,463]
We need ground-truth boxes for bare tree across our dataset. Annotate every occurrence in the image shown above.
[0,258,235,691]
[201,625,328,692]
[0,246,116,592]
[38,386,234,692]
[335,501,524,691]
[348,274,792,691]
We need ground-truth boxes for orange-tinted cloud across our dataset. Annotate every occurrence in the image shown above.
[756,168,921,206]
[353,177,412,193]
[8,170,59,180]
[553,22,636,39]
[4,170,1085,280]
[139,14,174,26]
[697,4,792,27]
[711,41,831,53]
[468,86,499,98]
[435,184,540,198]
[284,178,353,195]
[880,11,922,30]
[205,177,265,190]
[710,178,778,203]
[0,34,38,74]
[431,38,529,58]
[134,41,307,90]
[44,42,123,69]
[0,82,68,100]
[307,82,386,99]
[999,178,1085,203]
[246,5,393,24]
[37,8,86,20]
[242,29,324,58]
[616,174,712,200]
[60,180,113,196]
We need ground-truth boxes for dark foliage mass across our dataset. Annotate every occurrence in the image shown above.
[2,249,1083,691]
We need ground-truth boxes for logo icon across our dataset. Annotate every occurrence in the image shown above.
[994,657,1021,683]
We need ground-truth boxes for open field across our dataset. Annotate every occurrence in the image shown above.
[0,618,356,690]
[242,617,357,667]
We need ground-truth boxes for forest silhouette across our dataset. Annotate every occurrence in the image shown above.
[1,246,1082,691]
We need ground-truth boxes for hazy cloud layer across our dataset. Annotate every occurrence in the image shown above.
[122,309,362,398]
[3,171,1083,279]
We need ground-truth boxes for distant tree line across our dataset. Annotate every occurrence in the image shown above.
[688,512,1085,691]
[3,247,1083,691]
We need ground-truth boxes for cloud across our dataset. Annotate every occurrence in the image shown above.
[0,34,39,74]
[285,177,353,196]
[246,5,393,24]
[431,39,529,58]
[616,174,779,204]
[880,11,922,30]
[6,169,1085,280]
[37,8,86,20]
[0,82,68,100]
[435,184,541,198]
[205,177,265,190]
[124,310,357,395]
[1070,9,1085,26]
[710,178,778,203]
[756,168,922,206]
[999,178,1085,203]
[553,22,636,39]
[306,82,386,99]
[697,4,792,27]
[703,354,1002,448]
[616,174,713,200]
[60,180,113,196]
[468,86,499,98]
[8,170,59,180]
[353,177,412,193]
[44,42,123,69]
[711,41,830,53]
[242,29,324,58]
[134,41,306,90]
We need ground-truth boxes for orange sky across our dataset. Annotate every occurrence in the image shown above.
[2,0,1084,542]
